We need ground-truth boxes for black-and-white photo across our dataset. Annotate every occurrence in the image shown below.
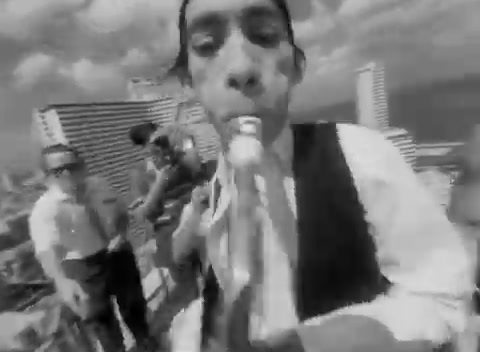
[0,0,479,351]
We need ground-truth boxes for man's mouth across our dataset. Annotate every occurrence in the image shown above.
[224,113,258,122]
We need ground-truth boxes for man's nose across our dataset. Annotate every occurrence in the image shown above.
[226,68,261,93]
[224,34,262,95]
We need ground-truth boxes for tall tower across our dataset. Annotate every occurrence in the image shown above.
[355,62,389,131]
[355,62,416,168]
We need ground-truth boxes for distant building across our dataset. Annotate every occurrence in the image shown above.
[355,62,416,167]
[416,142,463,173]
[384,128,417,167]
[355,62,389,131]
[128,75,195,103]
[1,173,15,193]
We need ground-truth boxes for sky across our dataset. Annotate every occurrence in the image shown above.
[0,0,479,170]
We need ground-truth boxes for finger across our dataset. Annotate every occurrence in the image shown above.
[75,286,88,301]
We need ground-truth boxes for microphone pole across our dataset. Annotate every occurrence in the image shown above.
[224,117,263,351]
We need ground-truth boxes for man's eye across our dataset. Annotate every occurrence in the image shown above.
[248,29,281,47]
[191,36,220,56]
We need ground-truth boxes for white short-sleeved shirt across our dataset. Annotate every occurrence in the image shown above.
[28,178,116,260]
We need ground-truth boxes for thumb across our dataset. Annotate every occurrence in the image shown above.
[74,283,88,301]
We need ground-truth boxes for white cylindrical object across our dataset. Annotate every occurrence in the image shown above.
[228,116,263,169]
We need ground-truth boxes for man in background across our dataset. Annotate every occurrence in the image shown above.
[128,122,216,344]
[128,122,215,270]
[29,144,155,352]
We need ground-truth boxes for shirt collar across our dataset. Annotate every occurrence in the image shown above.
[214,124,294,188]
[48,184,73,202]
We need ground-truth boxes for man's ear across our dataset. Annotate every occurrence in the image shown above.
[292,47,306,85]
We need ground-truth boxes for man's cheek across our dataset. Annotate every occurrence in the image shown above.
[275,46,297,82]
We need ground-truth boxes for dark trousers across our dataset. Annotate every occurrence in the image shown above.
[62,250,125,352]
[108,242,152,345]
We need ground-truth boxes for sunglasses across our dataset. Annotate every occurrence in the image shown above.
[47,162,83,177]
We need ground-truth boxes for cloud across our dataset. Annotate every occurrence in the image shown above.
[289,0,480,108]
[120,48,151,69]
[337,0,400,18]
[2,0,180,97]
[58,58,126,94]
[0,0,479,138]
[13,53,58,89]
[293,1,337,47]
[0,0,87,41]
[77,0,178,34]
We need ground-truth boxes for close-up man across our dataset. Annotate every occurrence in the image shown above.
[166,0,473,351]
[448,127,480,352]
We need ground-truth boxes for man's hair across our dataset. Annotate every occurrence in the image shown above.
[169,0,305,84]
[129,122,158,146]
[42,144,79,157]
[40,144,81,172]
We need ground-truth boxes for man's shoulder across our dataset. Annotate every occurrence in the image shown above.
[202,159,218,181]
[336,123,386,141]
[132,159,147,173]
[85,176,119,200]
[293,122,394,177]
[335,123,396,158]
[298,121,385,140]
[86,175,109,187]
[297,122,390,151]
[30,190,59,219]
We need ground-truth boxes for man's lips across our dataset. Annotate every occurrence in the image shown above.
[223,114,258,122]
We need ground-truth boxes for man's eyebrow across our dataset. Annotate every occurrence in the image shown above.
[187,12,225,34]
[242,4,283,22]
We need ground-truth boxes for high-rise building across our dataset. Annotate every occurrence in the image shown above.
[31,84,220,243]
[355,62,389,131]
[383,128,417,167]
[355,62,416,167]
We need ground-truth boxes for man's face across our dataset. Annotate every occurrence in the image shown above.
[49,162,87,194]
[184,0,303,146]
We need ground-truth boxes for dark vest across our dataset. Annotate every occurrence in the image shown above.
[201,123,389,344]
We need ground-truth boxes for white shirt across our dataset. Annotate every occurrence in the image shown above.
[205,123,472,345]
[29,176,119,260]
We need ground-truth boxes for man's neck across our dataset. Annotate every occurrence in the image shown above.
[49,183,87,203]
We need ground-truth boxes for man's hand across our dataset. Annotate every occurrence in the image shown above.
[191,184,210,213]
[55,278,88,314]
[108,234,125,251]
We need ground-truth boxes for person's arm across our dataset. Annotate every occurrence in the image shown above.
[139,166,172,222]
[29,201,83,291]
[172,203,202,263]
[172,184,210,263]
[29,198,87,313]
[88,176,130,248]
[128,163,168,223]
[256,125,472,352]
[28,202,67,283]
